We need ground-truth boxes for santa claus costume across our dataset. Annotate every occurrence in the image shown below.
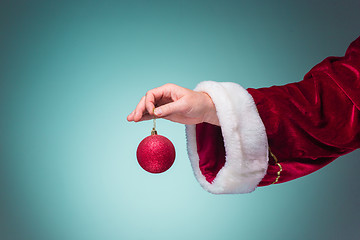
[186,36,360,194]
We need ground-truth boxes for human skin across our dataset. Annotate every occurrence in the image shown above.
[127,83,220,126]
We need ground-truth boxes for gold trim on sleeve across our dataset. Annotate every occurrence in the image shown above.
[269,148,283,185]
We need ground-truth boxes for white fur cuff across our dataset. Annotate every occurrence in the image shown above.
[186,81,269,194]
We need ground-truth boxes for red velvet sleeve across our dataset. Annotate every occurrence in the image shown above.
[248,36,360,186]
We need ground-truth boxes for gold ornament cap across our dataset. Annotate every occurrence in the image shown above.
[151,117,157,135]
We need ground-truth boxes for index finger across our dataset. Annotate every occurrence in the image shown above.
[145,84,175,116]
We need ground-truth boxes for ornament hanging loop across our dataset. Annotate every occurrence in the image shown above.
[151,117,157,135]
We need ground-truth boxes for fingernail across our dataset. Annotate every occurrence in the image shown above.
[154,108,162,116]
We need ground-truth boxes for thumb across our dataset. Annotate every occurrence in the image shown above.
[154,100,185,118]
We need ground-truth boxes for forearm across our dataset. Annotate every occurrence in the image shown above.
[249,36,360,186]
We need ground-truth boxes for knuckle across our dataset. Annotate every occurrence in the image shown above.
[164,83,175,88]
[145,89,156,99]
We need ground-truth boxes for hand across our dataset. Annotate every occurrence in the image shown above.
[127,83,220,126]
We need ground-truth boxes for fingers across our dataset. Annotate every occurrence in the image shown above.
[144,83,176,116]
[154,98,186,118]
[126,87,167,122]
[126,110,135,121]
[127,83,186,122]
[127,110,153,122]
[144,91,156,117]
[131,96,146,122]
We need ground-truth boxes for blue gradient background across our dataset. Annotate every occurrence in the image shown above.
[1,1,359,239]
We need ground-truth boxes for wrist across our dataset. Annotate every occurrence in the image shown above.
[201,92,220,126]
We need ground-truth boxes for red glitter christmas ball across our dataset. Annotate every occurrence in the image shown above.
[136,134,176,173]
